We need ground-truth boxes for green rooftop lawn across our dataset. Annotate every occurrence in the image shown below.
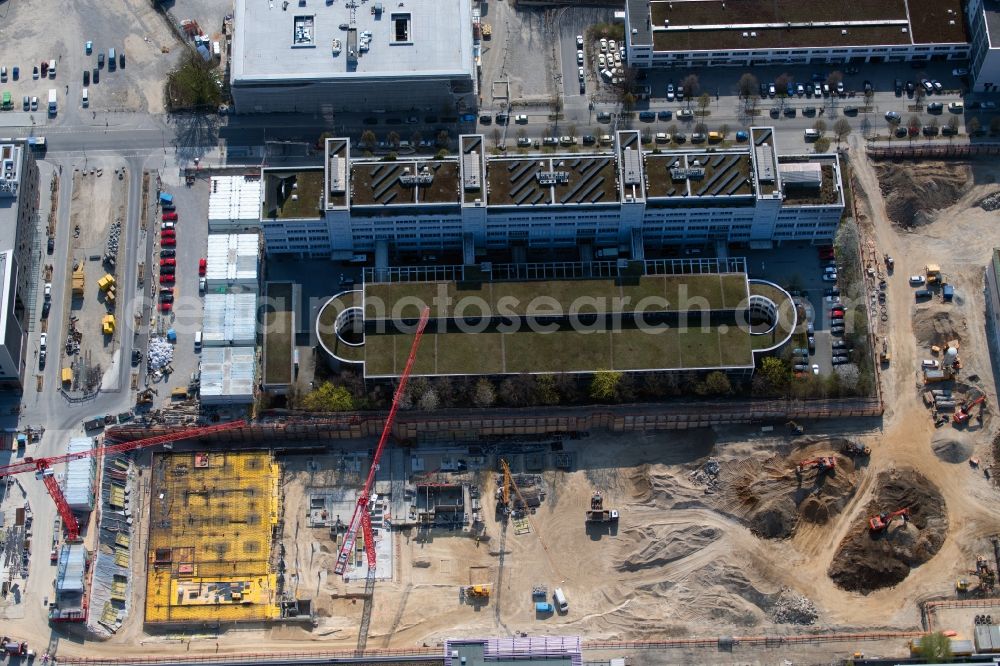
[264,282,293,384]
[266,170,325,220]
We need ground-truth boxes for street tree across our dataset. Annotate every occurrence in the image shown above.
[473,379,496,407]
[738,72,759,100]
[719,123,730,139]
[622,92,636,112]
[812,119,827,134]
[813,136,831,153]
[388,131,400,149]
[697,92,711,114]
[825,70,843,88]
[833,117,852,145]
[914,633,952,662]
[436,129,450,149]
[907,114,921,139]
[360,130,377,152]
[410,130,422,147]
[774,72,791,96]
[967,116,981,136]
[694,122,707,135]
[590,370,623,402]
[681,74,700,104]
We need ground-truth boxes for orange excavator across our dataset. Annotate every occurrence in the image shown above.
[869,507,909,532]
[954,394,986,425]
[796,456,836,475]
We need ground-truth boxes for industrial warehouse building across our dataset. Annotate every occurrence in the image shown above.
[624,0,969,68]
[229,0,476,114]
[258,129,844,262]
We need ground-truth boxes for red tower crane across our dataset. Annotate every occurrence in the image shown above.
[335,307,430,577]
[0,420,247,542]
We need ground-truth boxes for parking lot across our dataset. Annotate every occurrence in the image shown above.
[0,0,181,122]
[146,172,209,401]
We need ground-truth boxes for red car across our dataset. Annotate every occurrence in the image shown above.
[162,212,178,221]
[160,258,176,267]
[198,258,207,276]
[831,308,845,317]
[161,236,176,247]
[160,301,172,313]
[159,274,175,284]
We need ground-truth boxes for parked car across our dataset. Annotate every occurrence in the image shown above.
[657,110,672,120]
[885,111,901,123]
[915,289,932,300]
[161,221,175,230]
[39,333,47,350]
[922,125,939,136]
[161,236,176,247]
[822,273,837,282]
[160,258,176,267]
[162,211,178,221]
[922,359,940,369]
[159,274,174,284]
[909,275,926,285]
[199,258,207,276]
[160,248,176,258]
[639,111,655,122]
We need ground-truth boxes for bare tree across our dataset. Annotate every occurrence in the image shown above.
[697,93,711,115]
[825,70,843,88]
[388,131,400,149]
[694,122,707,135]
[946,115,960,140]
[681,74,700,105]
[812,119,827,134]
[774,72,791,97]
[410,130,422,147]
[361,130,377,152]
[491,127,501,147]
[435,129,450,149]
[907,114,921,140]
[738,72,759,100]
[719,123,730,139]
[968,116,981,137]
[832,117,852,145]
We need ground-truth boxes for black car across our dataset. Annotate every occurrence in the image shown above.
[658,110,672,120]
[362,117,377,125]
[495,113,509,125]
[132,349,141,366]
[160,293,174,303]
[92,67,99,84]
[479,114,492,125]
[119,52,125,68]
[160,248,176,258]
[905,80,915,95]
[863,80,873,94]
[894,79,903,96]
[83,70,89,86]
[47,237,54,254]
[783,107,796,117]
[41,301,50,319]
[582,135,596,145]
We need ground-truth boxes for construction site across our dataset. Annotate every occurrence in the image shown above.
[2,150,1000,664]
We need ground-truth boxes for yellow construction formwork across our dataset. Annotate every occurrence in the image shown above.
[144,451,281,624]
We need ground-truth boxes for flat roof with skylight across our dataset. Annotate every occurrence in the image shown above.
[232,0,474,82]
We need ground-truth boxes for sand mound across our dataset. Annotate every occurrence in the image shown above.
[877,162,971,227]
[721,451,863,539]
[828,469,948,593]
[912,308,968,348]
[616,524,722,572]
[931,434,973,463]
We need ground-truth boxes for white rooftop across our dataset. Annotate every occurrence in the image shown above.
[203,293,258,346]
[205,233,260,286]
[231,0,474,81]
[208,176,262,224]
[200,346,256,404]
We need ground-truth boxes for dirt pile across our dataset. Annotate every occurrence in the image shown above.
[931,432,974,463]
[876,162,971,227]
[912,308,968,348]
[714,442,864,539]
[616,524,722,572]
[828,469,948,593]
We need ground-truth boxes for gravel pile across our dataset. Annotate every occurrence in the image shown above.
[147,337,174,370]
[980,191,1000,211]
[770,587,818,625]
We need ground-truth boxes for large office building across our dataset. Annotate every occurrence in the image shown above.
[258,128,844,262]
[966,0,1000,91]
[0,141,40,389]
[229,0,476,114]
[624,0,969,68]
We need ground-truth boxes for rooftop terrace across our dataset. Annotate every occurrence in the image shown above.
[263,169,324,220]
[486,156,619,207]
[351,160,461,206]
[644,152,754,199]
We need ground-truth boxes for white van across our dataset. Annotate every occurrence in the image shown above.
[81,88,89,108]
[48,60,57,78]
[553,587,568,613]
[194,331,202,350]
[48,89,58,115]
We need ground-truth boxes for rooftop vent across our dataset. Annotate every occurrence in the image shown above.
[841,29,847,35]
[536,171,570,185]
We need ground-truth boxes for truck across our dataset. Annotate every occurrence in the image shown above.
[586,509,619,522]
[534,602,553,613]
[48,89,57,115]
[586,491,619,522]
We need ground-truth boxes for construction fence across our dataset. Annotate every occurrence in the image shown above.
[867,143,1000,160]
[109,398,882,444]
